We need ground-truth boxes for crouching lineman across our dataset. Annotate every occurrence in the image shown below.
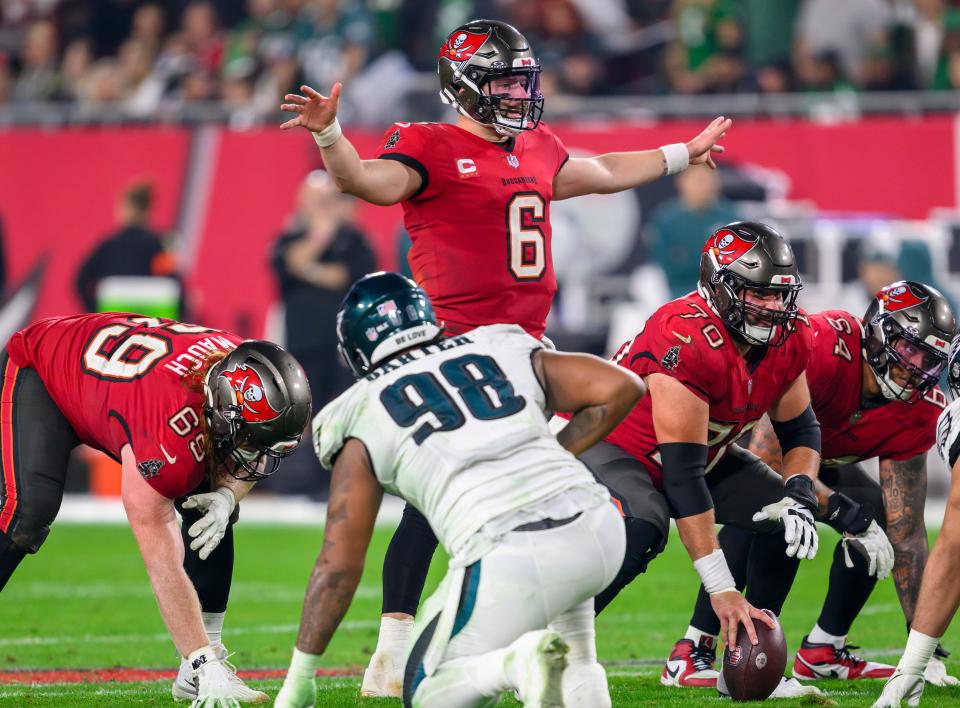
[0,314,311,705]
[749,281,957,684]
[575,222,822,699]
[274,272,644,708]
[873,335,960,707]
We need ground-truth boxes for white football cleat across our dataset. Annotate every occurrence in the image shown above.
[562,661,611,707]
[360,647,405,698]
[504,630,569,708]
[717,672,822,699]
[173,645,268,703]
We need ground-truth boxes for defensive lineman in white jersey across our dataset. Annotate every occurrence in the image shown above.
[874,335,960,707]
[274,272,644,708]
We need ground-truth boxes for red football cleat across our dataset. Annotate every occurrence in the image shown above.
[660,637,718,687]
[793,636,895,680]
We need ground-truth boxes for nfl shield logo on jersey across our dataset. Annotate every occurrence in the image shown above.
[507,155,520,168]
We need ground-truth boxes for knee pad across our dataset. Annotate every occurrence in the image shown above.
[9,517,52,554]
[622,517,667,576]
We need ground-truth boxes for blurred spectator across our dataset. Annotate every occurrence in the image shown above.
[798,50,854,92]
[298,0,373,90]
[902,0,960,90]
[12,20,59,101]
[0,54,13,104]
[858,243,902,305]
[270,170,375,411]
[130,3,166,54]
[78,58,124,108]
[59,37,93,102]
[735,0,800,70]
[75,181,177,313]
[794,0,893,89]
[180,1,225,74]
[647,166,740,298]
[118,38,164,114]
[665,0,745,94]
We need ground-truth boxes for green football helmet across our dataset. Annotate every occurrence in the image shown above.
[337,272,443,377]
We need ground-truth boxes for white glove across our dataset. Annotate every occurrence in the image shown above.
[872,671,924,707]
[189,651,242,708]
[752,497,819,559]
[841,520,895,579]
[924,655,960,686]
[183,488,236,560]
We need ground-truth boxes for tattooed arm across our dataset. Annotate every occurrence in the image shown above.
[534,348,646,456]
[295,439,384,654]
[879,453,929,624]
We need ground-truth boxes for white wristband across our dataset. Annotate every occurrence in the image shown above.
[288,647,323,680]
[312,119,343,149]
[660,142,690,176]
[898,629,940,676]
[694,549,737,594]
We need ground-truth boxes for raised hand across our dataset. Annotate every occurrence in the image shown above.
[686,116,733,170]
[280,83,343,132]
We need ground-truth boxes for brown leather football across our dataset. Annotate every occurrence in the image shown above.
[722,609,787,701]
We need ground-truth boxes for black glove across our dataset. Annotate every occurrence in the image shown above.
[785,475,819,513]
[826,492,873,535]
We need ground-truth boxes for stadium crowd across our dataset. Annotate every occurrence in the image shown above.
[2,0,960,123]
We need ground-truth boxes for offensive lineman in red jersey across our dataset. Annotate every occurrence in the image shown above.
[574,222,824,700]
[0,313,311,705]
[278,18,734,698]
[745,282,957,685]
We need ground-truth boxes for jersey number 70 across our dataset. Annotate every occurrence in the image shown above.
[379,354,527,444]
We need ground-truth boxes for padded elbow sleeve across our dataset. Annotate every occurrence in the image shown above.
[771,404,821,455]
[660,442,713,519]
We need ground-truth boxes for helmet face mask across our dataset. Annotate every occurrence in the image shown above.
[699,222,803,348]
[337,272,443,378]
[438,20,544,135]
[947,336,960,400]
[203,342,312,481]
[863,281,955,403]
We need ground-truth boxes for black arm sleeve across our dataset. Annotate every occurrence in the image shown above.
[771,404,821,456]
[660,442,713,519]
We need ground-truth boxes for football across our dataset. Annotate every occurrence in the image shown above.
[722,609,787,701]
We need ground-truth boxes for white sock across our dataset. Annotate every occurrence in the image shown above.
[807,623,844,649]
[549,601,596,665]
[685,625,717,650]
[376,616,414,655]
[898,629,940,676]
[202,611,226,648]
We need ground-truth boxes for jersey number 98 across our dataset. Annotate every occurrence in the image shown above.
[380,354,526,444]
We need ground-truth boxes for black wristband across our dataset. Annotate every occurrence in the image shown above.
[660,442,713,519]
[784,474,819,513]
[826,492,872,535]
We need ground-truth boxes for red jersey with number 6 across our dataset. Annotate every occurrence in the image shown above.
[377,121,569,338]
[7,313,242,499]
[806,310,945,466]
[603,291,813,490]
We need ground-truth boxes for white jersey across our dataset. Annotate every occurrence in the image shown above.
[314,325,608,566]
[936,397,960,468]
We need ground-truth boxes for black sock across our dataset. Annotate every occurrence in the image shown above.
[182,522,234,613]
[743,528,801,617]
[689,525,752,635]
[381,503,438,616]
[816,540,878,637]
[0,533,26,592]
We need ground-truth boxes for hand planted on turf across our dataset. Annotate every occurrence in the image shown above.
[924,655,960,686]
[183,488,235,560]
[752,497,818,559]
[280,83,342,132]
[709,590,776,649]
[841,520,895,579]
[274,673,317,708]
[190,656,242,708]
[686,116,732,170]
[872,671,924,708]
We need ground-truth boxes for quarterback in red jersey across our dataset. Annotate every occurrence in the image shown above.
[578,222,823,699]
[747,282,956,684]
[1,313,311,704]
[280,17,734,697]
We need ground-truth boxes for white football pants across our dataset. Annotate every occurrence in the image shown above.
[403,500,626,708]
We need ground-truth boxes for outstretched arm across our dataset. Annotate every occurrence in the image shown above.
[552,116,732,200]
[280,83,421,205]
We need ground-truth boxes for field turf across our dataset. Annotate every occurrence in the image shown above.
[2,522,959,706]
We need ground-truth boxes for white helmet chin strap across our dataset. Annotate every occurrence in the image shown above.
[742,321,776,346]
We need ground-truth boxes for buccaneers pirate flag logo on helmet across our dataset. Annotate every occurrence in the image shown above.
[218,364,281,423]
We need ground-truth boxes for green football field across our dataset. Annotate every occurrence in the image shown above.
[2,522,959,706]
